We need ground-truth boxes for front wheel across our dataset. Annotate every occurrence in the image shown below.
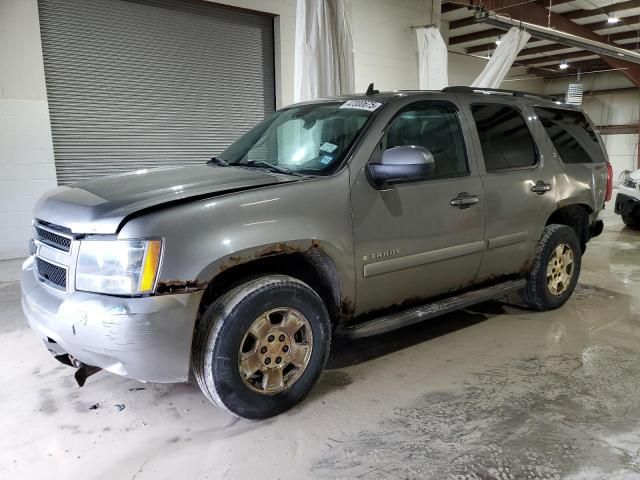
[521,224,582,311]
[622,214,640,230]
[192,275,331,419]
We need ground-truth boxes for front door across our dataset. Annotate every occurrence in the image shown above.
[350,98,485,315]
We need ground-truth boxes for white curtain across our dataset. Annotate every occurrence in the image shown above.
[294,0,355,103]
[416,27,448,90]
[471,27,531,89]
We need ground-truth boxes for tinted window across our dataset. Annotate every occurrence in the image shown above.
[378,101,468,179]
[471,104,537,171]
[534,107,605,164]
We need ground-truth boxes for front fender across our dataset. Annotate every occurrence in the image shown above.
[117,173,356,307]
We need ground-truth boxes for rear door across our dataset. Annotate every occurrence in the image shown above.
[459,97,558,281]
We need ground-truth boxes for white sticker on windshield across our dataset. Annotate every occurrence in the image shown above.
[320,142,338,153]
[340,100,382,112]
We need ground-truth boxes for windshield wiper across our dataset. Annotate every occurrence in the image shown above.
[245,160,301,176]
[207,156,229,167]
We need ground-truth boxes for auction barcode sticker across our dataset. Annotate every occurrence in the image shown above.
[340,100,383,112]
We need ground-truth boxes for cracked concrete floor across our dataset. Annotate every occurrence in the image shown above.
[2,210,640,480]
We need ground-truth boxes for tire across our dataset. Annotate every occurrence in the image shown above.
[622,214,640,230]
[192,275,331,419]
[521,224,582,311]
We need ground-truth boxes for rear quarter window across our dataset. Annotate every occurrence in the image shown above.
[533,107,605,164]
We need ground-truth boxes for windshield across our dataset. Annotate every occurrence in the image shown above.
[218,101,379,174]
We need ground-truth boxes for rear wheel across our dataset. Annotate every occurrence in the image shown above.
[522,224,581,311]
[192,275,331,419]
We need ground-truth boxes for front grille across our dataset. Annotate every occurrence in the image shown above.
[35,257,67,291]
[34,223,72,252]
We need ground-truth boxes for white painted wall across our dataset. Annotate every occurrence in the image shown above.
[0,0,56,260]
[217,0,440,104]
[350,0,434,92]
[583,90,640,180]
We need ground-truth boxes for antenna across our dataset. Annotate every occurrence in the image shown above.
[366,83,379,95]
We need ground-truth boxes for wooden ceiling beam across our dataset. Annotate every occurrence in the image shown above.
[527,62,612,76]
[449,28,504,45]
[442,2,469,13]
[516,50,601,67]
[453,13,640,34]
[582,15,640,32]
[467,22,640,55]
[496,1,640,86]
[565,0,640,21]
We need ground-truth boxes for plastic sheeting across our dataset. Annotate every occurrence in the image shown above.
[416,27,448,90]
[471,27,531,89]
[294,0,355,103]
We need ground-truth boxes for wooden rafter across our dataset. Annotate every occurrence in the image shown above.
[466,28,640,55]
[565,0,640,20]
[451,0,640,85]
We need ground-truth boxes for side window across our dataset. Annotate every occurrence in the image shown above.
[533,107,605,164]
[377,101,469,179]
[471,104,537,172]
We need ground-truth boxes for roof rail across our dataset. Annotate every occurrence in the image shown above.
[442,86,562,103]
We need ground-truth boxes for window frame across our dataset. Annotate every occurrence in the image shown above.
[470,102,541,174]
[532,105,606,165]
[367,100,472,186]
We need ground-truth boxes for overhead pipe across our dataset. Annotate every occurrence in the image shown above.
[475,11,640,66]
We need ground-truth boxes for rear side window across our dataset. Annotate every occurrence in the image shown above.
[471,104,537,171]
[534,107,605,164]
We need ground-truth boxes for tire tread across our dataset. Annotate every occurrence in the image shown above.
[522,224,581,311]
[191,275,330,418]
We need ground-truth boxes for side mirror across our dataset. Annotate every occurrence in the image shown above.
[368,145,435,188]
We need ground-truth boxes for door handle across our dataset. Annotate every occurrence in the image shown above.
[450,193,479,209]
[531,181,552,195]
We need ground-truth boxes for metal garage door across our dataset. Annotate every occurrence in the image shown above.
[38,0,275,185]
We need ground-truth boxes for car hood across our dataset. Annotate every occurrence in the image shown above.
[34,165,298,234]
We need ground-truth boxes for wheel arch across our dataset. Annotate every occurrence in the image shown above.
[545,203,592,250]
[196,241,352,330]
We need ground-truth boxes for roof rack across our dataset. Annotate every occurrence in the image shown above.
[442,86,562,103]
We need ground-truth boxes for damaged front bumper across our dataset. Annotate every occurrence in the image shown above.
[21,256,203,383]
[615,192,640,217]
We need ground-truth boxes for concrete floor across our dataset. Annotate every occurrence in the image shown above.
[2,209,640,480]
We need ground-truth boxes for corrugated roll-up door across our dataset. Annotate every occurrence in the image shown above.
[37,0,275,185]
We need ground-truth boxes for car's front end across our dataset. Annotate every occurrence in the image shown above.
[22,220,203,383]
[19,163,306,384]
[615,170,640,227]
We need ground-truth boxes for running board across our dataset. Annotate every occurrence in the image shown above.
[342,279,526,339]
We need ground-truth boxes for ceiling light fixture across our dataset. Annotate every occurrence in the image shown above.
[559,60,569,70]
[495,35,502,45]
[607,14,620,24]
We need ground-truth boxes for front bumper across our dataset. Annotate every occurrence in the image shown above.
[615,192,640,217]
[21,256,203,383]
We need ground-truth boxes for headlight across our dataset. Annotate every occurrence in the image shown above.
[76,239,162,295]
[623,177,638,189]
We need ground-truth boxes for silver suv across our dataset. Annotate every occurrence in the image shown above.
[21,87,612,419]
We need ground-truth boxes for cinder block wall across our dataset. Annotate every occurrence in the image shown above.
[0,0,57,260]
